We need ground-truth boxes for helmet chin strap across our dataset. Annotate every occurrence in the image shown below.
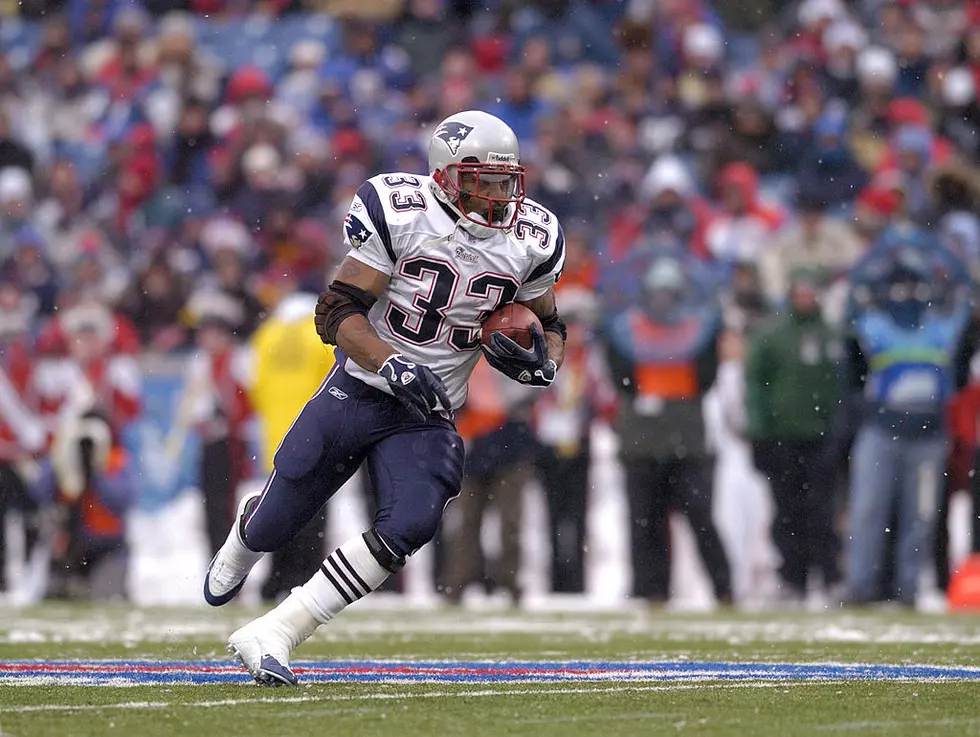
[429,181,505,240]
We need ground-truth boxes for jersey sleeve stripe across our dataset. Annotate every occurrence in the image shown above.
[356,181,396,264]
[525,222,565,284]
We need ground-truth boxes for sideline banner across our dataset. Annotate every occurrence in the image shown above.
[124,353,201,513]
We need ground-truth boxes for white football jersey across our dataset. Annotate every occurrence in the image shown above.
[340,172,565,409]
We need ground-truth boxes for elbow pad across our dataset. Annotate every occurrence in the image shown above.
[314,280,378,345]
[540,310,567,343]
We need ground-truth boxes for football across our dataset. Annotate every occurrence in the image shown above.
[480,303,542,350]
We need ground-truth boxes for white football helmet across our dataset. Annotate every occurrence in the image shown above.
[428,110,525,236]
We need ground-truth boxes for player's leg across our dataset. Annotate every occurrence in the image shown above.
[309,420,465,611]
[205,367,364,607]
[227,402,464,687]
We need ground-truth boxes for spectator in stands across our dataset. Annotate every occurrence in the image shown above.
[182,290,253,558]
[35,299,142,437]
[0,112,34,176]
[33,410,136,600]
[759,189,865,324]
[118,252,190,352]
[936,67,980,163]
[720,264,768,337]
[795,109,869,210]
[198,217,265,336]
[33,161,98,274]
[0,168,34,247]
[0,281,45,597]
[745,268,843,605]
[603,252,732,606]
[704,161,785,265]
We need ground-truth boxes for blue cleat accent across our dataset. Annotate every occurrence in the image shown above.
[256,654,298,687]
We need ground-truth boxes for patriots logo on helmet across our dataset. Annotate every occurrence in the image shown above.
[344,212,372,248]
[433,121,473,156]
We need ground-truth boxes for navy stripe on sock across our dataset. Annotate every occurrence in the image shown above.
[327,556,365,598]
[336,549,370,594]
[319,562,354,605]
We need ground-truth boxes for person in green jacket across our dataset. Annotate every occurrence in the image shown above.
[745,268,842,603]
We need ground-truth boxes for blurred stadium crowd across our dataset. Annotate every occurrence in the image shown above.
[1,0,980,609]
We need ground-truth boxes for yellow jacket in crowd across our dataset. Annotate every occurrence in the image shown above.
[249,293,334,473]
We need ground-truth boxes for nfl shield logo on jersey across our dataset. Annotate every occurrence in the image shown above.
[344,212,372,248]
[433,121,474,156]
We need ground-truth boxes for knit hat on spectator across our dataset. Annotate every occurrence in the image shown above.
[887,98,930,128]
[856,46,898,89]
[0,168,32,205]
[60,301,114,343]
[856,186,903,219]
[290,40,326,69]
[798,0,846,28]
[201,217,251,260]
[683,24,724,67]
[242,144,281,189]
[641,156,694,200]
[943,68,977,107]
[823,20,868,56]
[226,66,273,104]
[186,290,245,331]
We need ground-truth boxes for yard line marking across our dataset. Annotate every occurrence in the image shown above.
[0,681,825,713]
[816,717,980,731]
[2,660,980,686]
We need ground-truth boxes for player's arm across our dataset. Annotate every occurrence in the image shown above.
[482,288,565,388]
[518,288,566,370]
[315,256,396,372]
[314,256,450,419]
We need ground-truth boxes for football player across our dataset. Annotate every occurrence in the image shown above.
[204,110,567,686]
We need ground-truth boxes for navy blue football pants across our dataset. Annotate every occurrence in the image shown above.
[241,358,465,559]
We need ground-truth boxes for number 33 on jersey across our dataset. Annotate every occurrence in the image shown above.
[340,172,565,409]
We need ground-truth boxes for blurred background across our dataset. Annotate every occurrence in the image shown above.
[0,0,979,612]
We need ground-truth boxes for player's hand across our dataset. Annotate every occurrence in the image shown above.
[378,354,451,421]
[482,325,557,387]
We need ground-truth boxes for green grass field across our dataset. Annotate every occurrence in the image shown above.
[3,602,980,736]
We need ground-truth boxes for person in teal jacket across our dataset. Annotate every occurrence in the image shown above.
[842,224,976,607]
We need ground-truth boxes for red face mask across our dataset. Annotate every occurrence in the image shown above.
[435,161,526,230]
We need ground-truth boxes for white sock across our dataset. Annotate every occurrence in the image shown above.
[222,519,264,570]
[295,534,391,623]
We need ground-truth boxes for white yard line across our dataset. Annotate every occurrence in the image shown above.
[1,680,828,714]
[816,718,980,732]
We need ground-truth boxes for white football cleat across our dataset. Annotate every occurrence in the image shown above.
[228,591,320,686]
[204,491,265,606]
